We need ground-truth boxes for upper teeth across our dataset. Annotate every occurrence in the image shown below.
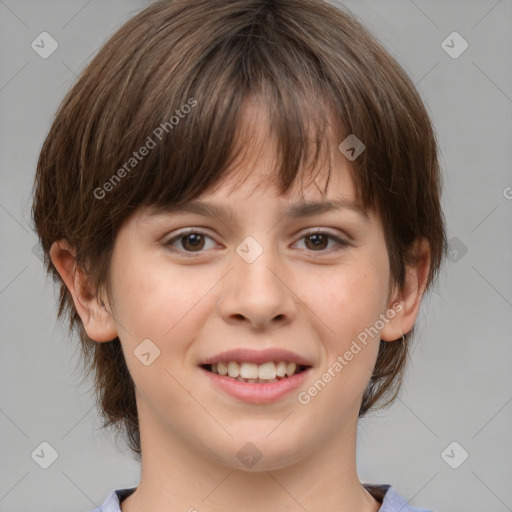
[211,361,298,380]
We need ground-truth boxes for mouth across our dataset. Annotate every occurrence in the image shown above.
[199,361,312,384]
[198,348,314,402]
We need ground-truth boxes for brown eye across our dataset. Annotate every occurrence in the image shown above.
[181,233,205,251]
[304,233,329,251]
[295,231,349,253]
[166,230,215,254]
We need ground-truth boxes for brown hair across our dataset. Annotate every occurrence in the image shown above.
[32,0,447,459]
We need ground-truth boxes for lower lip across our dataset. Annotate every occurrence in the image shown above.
[200,367,311,404]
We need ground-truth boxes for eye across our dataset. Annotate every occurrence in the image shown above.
[165,228,349,256]
[165,229,216,254]
[293,230,349,253]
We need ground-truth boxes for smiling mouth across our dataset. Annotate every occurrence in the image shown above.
[200,361,311,383]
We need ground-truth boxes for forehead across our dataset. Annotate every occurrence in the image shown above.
[203,95,359,202]
[142,139,370,230]
[135,95,377,228]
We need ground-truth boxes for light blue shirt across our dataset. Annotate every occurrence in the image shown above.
[90,485,434,511]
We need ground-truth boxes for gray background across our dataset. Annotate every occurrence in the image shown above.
[1,0,511,511]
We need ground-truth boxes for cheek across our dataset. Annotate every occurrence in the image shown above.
[109,254,215,357]
[320,263,389,338]
[111,264,166,332]
[306,259,388,394]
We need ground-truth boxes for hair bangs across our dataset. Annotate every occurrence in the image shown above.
[113,20,356,219]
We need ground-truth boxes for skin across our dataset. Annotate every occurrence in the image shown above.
[50,99,430,512]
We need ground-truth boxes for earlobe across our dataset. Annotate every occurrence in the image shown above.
[380,238,431,342]
[49,240,118,342]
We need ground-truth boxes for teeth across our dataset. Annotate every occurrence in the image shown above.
[210,361,303,380]
[276,361,287,377]
[258,361,277,380]
[240,362,259,379]
[236,377,278,383]
[227,361,240,378]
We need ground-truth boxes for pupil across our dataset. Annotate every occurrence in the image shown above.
[307,234,327,250]
[183,233,204,251]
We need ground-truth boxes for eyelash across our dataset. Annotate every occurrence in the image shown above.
[165,229,350,256]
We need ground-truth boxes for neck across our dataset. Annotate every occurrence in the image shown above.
[121,400,381,512]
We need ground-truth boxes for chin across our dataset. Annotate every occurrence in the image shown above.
[204,436,309,472]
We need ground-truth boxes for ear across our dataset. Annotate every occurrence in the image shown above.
[380,238,431,342]
[49,240,118,342]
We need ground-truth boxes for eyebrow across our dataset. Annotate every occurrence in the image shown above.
[151,198,369,224]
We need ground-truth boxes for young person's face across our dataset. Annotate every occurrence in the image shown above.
[58,101,424,472]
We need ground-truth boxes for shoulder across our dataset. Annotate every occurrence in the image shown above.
[88,487,137,512]
[364,484,434,512]
[89,485,433,512]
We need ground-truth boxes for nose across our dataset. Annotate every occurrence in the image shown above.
[217,241,298,330]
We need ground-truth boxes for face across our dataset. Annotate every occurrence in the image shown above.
[101,102,402,471]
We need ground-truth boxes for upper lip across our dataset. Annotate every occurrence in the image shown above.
[199,348,313,367]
